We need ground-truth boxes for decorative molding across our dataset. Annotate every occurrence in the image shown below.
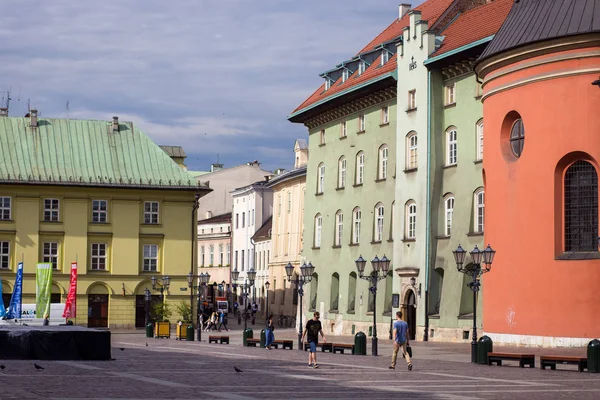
[441,57,478,80]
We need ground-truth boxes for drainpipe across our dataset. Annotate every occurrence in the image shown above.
[424,70,432,342]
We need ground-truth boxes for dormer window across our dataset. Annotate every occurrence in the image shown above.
[381,50,389,66]
[342,69,349,83]
[325,79,331,90]
[358,60,366,75]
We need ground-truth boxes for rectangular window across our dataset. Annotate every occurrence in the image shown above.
[0,197,11,220]
[342,69,349,82]
[143,201,159,224]
[235,250,238,269]
[325,79,331,90]
[447,130,458,165]
[92,200,108,223]
[44,198,60,222]
[143,244,158,272]
[358,60,366,75]
[340,121,347,138]
[445,83,456,105]
[235,213,239,229]
[209,245,214,265]
[219,244,224,266]
[381,106,389,124]
[0,241,9,269]
[477,121,484,161]
[226,244,231,265]
[43,242,59,270]
[336,213,343,246]
[200,245,205,267]
[408,90,416,110]
[358,115,365,132]
[241,249,245,271]
[90,243,107,270]
[242,212,245,228]
[381,50,389,66]
[320,129,326,145]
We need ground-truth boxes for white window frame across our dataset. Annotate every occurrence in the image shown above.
[475,189,485,233]
[0,241,10,269]
[317,163,325,194]
[358,115,365,132]
[444,196,454,236]
[335,211,343,246]
[44,198,60,222]
[325,79,331,90]
[209,244,214,265]
[200,245,205,267]
[407,132,418,170]
[358,60,366,75]
[314,214,322,248]
[341,121,347,138]
[379,145,388,180]
[143,201,159,224]
[476,120,484,161]
[43,241,59,270]
[342,69,349,83]
[408,90,416,110]
[91,243,107,270]
[92,200,108,223]
[381,50,389,66]
[143,244,158,272]
[0,197,11,220]
[226,244,230,265]
[382,106,389,124]
[242,212,245,228]
[352,208,361,244]
[338,157,346,189]
[445,83,456,105]
[406,202,416,239]
[374,204,384,242]
[320,129,326,145]
[356,152,364,185]
[446,128,458,166]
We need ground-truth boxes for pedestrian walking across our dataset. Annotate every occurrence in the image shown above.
[301,312,326,368]
[389,311,412,371]
[265,315,275,349]
[217,310,229,331]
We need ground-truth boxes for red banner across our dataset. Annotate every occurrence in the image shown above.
[62,262,77,318]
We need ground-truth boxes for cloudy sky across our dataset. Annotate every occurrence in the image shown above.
[0,0,423,172]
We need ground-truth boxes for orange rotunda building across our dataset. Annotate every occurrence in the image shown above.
[476,0,600,346]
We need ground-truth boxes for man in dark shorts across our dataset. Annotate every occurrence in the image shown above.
[301,312,326,369]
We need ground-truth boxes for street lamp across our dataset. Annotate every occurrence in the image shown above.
[232,268,256,330]
[144,287,151,327]
[355,255,391,356]
[187,272,211,341]
[265,280,271,322]
[453,243,496,364]
[285,261,315,351]
[151,276,171,321]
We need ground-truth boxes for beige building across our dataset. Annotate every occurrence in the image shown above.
[266,140,307,321]
[198,213,231,307]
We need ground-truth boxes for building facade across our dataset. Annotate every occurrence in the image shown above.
[266,140,307,322]
[198,213,232,307]
[252,216,272,315]
[0,113,209,328]
[476,0,600,346]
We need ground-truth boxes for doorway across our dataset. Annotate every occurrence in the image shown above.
[135,294,161,328]
[404,290,416,340]
[88,294,109,328]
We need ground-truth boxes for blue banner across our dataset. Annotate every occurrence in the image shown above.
[0,279,5,317]
[6,262,23,320]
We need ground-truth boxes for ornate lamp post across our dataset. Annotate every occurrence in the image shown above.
[355,255,391,356]
[232,268,256,330]
[452,244,496,364]
[265,280,271,321]
[144,287,151,326]
[187,272,211,341]
[151,276,171,321]
[285,261,315,351]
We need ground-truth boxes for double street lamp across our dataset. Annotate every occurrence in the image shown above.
[452,243,496,364]
[284,261,315,351]
[232,268,256,330]
[187,272,211,341]
[355,255,391,356]
[151,276,171,321]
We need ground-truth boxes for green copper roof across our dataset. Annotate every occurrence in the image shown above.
[0,116,209,190]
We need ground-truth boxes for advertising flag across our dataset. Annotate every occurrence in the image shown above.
[0,279,6,317]
[62,262,77,318]
[36,263,53,319]
[6,262,24,319]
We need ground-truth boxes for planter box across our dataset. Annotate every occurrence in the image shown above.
[154,322,171,338]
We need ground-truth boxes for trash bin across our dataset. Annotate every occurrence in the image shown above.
[243,328,253,347]
[260,329,266,348]
[146,323,154,338]
[186,325,194,341]
[354,331,367,355]
[477,335,493,365]
[588,339,600,373]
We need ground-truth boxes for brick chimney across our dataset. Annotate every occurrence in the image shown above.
[30,109,38,127]
[112,116,119,132]
[399,3,411,19]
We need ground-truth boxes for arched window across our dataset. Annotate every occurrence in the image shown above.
[378,145,388,180]
[406,132,417,170]
[317,163,325,194]
[348,272,357,312]
[474,188,484,233]
[314,214,322,248]
[390,200,396,241]
[446,127,457,166]
[338,157,347,189]
[310,273,319,310]
[444,195,454,236]
[335,210,343,247]
[355,152,365,185]
[510,119,525,158]
[476,119,484,161]
[330,273,339,311]
[565,161,598,251]
[374,203,384,242]
[352,207,361,244]
[405,201,416,239]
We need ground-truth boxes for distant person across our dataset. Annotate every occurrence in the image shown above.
[301,312,326,369]
[265,315,275,350]
[251,302,258,316]
[389,311,412,371]
[43,315,49,326]
[217,310,229,332]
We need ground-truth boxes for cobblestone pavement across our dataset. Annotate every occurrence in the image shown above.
[0,329,598,399]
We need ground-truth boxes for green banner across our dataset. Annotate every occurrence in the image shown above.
[36,263,53,319]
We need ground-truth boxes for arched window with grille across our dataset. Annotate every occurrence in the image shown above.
[317,163,325,194]
[405,201,416,239]
[564,161,598,252]
[378,145,388,180]
[352,207,361,244]
[314,214,322,248]
[338,156,347,189]
[444,195,454,236]
[335,210,343,247]
[374,203,384,242]
[355,151,365,185]
[474,188,484,233]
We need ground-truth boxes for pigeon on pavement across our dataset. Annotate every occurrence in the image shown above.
[34,363,44,370]
[234,366,243,373]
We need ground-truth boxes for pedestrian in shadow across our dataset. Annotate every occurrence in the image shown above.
[265,315,275,350]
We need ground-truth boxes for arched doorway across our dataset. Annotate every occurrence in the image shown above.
[2,281,12,310]
[87,283,109,328]
[134,282,161,328]
[51,282,63,304]
[402,290,416,341]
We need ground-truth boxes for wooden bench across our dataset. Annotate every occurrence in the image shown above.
[271,339,293,350]
[488,352,535,368]
[332,343,355,355]
[246,338,260,347]
[208,335,230,344]
[540,355,587,372]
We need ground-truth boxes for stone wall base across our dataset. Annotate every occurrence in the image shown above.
[483,332,598,348]
[320,317,394,338]
[414,326,474,343]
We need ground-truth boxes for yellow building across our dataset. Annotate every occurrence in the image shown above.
[0,111,209,328]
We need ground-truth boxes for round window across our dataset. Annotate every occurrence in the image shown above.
[509,119,525,157]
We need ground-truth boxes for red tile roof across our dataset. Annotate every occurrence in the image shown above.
[291,0,455,116]
[430,0,513,58]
